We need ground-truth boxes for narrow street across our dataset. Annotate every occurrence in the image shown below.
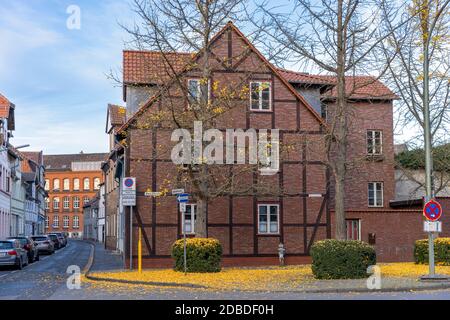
[0,240,91,300]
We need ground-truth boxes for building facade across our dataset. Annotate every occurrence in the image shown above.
[109,22,433,267]
[43,153,107,238]
[103,104,126,253]
[0,93,16,238]
[21,151,46,236]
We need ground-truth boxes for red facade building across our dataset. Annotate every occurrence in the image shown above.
[105,22,441,267]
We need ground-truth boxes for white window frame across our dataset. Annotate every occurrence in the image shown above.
[73,197,80,209]
[45,216,49,229]
[45,179,50,191]
[53,215,59,228]
[94,178,101,190]
[73,178,80,191]
[53,179,60,191]
[250,81,272,112]
[346,219,361,241]
[63,216,69,229]
[83,178,90,191]
[181,203,197,235]
[83,196,90,205]
[368,182,384,207]
[73,216,79,229]
[53,197,60,209]
[45,198,50,210]
[63,178,70,191]
[257,204,280,235]
[367,130,383,155]
[63,197,70,209]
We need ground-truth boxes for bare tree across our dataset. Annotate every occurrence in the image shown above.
[381,0,450,196]
[121,0,290,238]
[250,0,400,239]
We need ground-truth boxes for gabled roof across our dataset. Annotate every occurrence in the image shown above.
[118,21,325,134]
[106,104,126,134]
[0,93,15,129]
[0,93,11,117]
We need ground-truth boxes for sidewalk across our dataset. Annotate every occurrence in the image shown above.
[89,242,124,272]
[84,260,450,293]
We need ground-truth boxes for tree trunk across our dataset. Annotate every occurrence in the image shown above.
[334,0,348,240]
[195,197,208,238]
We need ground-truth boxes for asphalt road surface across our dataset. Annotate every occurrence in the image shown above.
[0,240,91,300]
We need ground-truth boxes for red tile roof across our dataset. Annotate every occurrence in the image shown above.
[123,50,397,100]
[277,68,398,100]
[0,93,11,118]
[123,50,191,85]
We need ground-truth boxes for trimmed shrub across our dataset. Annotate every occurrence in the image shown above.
[311,239,377,279]
[171,238,222,273]
[414,238,450,266]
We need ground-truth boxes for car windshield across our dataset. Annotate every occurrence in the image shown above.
[0,242,13,249]
[7,238,27,245]
[49,235,57,239]
[32,237,47,241]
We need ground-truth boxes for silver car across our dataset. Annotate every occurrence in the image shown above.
[0,239,29,270]
[31,235,55,255]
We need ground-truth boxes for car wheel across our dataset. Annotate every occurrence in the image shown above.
[16,258,23,270]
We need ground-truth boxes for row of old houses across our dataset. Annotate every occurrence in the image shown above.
[0,93,47,238]
[92,22,448,268]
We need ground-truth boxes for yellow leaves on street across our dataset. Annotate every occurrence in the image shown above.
[87,265,314,292]
[85,263,450,292]
[380,262,450,278]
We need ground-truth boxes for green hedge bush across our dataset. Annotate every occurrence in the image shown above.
[414,238,450,266]
[171,238,222,273]
[311,239,377,279]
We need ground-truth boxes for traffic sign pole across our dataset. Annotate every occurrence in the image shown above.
[421,199,448,281]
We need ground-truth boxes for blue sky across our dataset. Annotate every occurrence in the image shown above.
[0,1,411,155]
[0,0,134,154]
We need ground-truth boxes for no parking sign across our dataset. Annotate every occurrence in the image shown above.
[423,199,442,222]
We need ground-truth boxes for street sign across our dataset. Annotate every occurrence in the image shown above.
[177,193,189,203]
[423,199,442,221]
[145,192,162,197]
[424,221,442,233]
[122,177,136,206]
[172,189,185,195]
[123,177,136,191]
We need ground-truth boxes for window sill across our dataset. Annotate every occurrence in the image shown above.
[257,233,280,237]
[365,154,385,162]
[250,109,273,113]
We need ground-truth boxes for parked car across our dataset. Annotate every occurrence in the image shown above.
[49,233,66,247]
[0,239,29,270]
[7,236,39,263]
[47,234,61,250]
[31,235,55,255]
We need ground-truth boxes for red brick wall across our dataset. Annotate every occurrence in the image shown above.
[124,26,330,265]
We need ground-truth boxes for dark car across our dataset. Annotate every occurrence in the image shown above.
[7,236,39,263]
[47,234,61,250]
[49,232,67,247]
[31,235,55,255]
